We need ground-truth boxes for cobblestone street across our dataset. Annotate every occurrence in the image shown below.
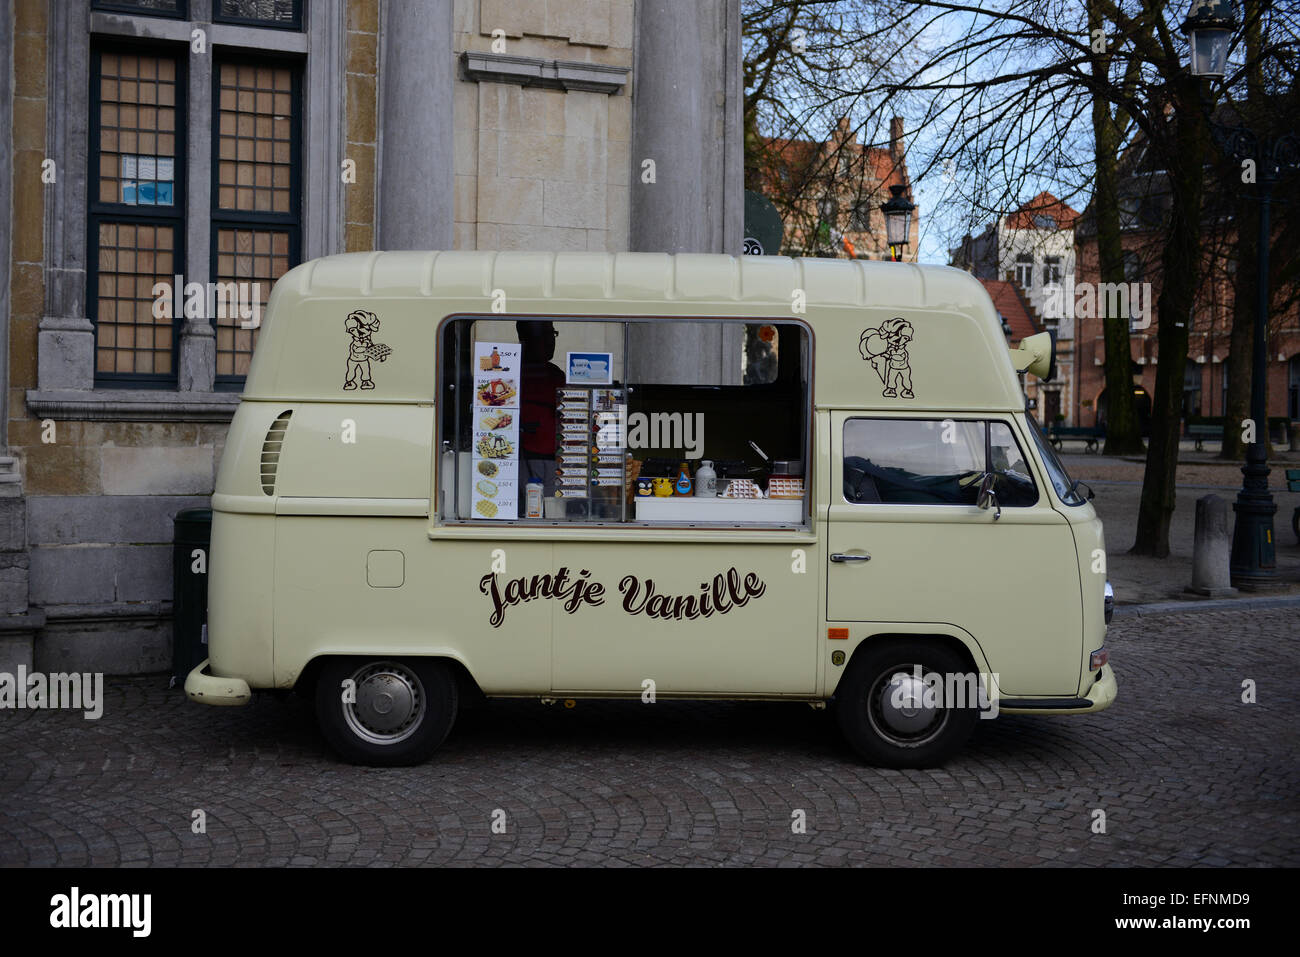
[2,605,1297,867]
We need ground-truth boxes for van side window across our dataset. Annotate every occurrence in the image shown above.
[842,419,1037,507]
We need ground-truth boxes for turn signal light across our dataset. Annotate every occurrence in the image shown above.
[1089,648,1108,670]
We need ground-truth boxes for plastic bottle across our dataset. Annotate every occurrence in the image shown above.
[525,478,543,518]
[694,460,717,497]
[674,461,693,496]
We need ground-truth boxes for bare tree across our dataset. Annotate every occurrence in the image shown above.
[742,0,1300,557]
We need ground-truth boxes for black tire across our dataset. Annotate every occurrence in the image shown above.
[834,639,980,768]
[314,657,458,766]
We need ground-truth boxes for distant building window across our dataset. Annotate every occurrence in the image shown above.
[1015,254,1033,289]
[213,0,303,30]
[1043,255,1062,287]
[92,0,186,18]
[1032,214,1056,229]
[850,201,871,231]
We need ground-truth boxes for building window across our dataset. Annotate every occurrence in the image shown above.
[213,0,304,31]
[88,47,186,385]
[1014,254,1033,289]
[849,201,872,232]
[91,0,187,18]
[1183,359,1202,419]
[211,58,301,385]
[1043,255,1062,287]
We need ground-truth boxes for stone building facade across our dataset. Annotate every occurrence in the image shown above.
[0,0,744,673]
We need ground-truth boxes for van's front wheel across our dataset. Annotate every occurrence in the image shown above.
[314,657,458,766]
[835,640,978,768]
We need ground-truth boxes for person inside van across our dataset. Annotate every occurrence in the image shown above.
[517,320,566,513]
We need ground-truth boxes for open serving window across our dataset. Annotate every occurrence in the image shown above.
[437,315,811,528]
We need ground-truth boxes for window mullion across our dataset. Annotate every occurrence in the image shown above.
[180,24,215,391]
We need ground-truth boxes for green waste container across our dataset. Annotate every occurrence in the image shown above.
[172,508,212,687]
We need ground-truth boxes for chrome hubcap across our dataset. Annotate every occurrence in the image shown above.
[344,662,424,745]
[868,664,947,748]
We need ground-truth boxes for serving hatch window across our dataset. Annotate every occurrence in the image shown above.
[437,316,811,527]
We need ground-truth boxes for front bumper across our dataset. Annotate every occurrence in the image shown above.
[997,663,1117,715]
[184,659,252,706]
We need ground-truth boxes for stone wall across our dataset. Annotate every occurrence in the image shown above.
[453,0,634,252]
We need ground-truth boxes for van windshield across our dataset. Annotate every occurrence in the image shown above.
[1026,416,1087,506]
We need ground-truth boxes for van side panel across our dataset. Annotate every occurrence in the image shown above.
[208,511,275,687]
[272,516,555,693]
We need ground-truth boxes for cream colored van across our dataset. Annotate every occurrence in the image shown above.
[185,251,1116,768]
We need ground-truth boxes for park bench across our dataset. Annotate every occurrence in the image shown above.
[1049,425,1104,453]
[1188,423,1223,451]
[1287,469,1300,544]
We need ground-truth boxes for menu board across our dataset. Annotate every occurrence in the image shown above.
[555,386,626,520]
[471,342,521,519]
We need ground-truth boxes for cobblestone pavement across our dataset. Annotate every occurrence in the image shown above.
[1,608,1297,867]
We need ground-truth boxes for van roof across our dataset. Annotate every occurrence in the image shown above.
[245,251,1028,411]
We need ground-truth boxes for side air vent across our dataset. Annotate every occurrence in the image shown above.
[260,410,293,495]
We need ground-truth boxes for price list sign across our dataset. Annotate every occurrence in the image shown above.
[471,342,521,519]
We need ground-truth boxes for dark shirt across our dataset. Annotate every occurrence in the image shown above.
[519,360,566,458]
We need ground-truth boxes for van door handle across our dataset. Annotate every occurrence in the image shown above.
[830,552,870,563]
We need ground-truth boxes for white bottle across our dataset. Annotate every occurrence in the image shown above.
[525,479,543,518]
[695,460,717,497]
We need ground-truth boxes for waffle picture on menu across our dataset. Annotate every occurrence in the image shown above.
[474,499,498,518]
[477,460,498,477]
[476,379,517,407]
[476,434,514,458]
[476,479,499,498]
[479,411,513,430]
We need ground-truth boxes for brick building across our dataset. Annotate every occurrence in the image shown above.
[0,0,747,673]
[1072,136,1300,432]
[752,116,918,261]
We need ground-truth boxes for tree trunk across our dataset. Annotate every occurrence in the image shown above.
[1132,88,1206,557]
[1089,0,1143,454]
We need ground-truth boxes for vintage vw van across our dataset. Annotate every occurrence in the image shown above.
[185,251,1116,768]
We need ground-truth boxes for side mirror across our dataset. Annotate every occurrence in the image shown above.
[977,473,1002,521]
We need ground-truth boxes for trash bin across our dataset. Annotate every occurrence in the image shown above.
[172,508,212,687]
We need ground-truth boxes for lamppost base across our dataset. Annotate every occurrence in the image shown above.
[1229,494,1278,589]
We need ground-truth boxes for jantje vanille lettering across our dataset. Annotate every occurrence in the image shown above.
[478,566,766,628]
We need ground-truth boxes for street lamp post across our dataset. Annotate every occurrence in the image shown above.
[880,184,916,262]
[1182,0,1300,587]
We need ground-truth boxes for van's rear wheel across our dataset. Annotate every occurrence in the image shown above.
[835,640,978,768]
[314,657,457,766]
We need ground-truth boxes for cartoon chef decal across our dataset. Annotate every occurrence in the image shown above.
[859,317,914,399]
[343,309,391,390]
